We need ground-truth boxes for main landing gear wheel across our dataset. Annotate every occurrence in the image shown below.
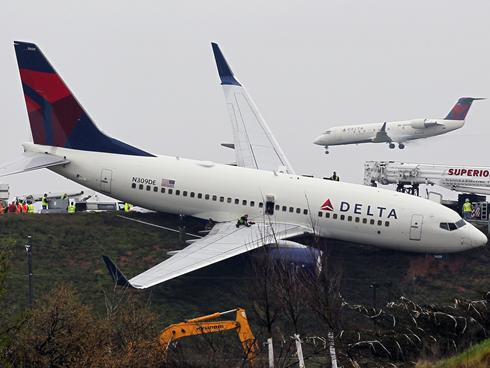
[389,143,395,149]
[324,147,329,154]
[398,143,405,149]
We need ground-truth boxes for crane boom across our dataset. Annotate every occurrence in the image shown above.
[159,308,258,366]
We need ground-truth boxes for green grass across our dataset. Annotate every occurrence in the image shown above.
[418,338,490,368]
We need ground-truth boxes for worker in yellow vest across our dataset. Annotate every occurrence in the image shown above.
[41,194,48,210]
[67,202,76,214]
[124,202,133,212]
[27,202,35,213]
[462,198,473,220]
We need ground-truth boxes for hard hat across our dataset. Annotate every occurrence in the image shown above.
[465,198,470,202]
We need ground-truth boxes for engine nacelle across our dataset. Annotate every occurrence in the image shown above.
[410,119,427,129]
[261,240,323,272]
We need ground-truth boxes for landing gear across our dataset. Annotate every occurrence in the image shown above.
[398,143,405,149]
[389,143,395,149]
[324,146,329,154]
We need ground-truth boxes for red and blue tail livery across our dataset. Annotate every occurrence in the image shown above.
[444,97,485,121]
[14,41,154,157]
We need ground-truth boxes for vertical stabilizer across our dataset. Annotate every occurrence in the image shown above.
[444,97,484,120]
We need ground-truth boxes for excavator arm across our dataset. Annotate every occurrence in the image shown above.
[159,308,258,366]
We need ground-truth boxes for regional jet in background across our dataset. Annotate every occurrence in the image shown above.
[1,41,486,289]
[314,97,484,154]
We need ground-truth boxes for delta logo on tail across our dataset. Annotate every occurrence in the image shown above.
[321,199,334,211]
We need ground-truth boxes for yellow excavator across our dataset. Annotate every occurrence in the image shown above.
[159,308,259,366]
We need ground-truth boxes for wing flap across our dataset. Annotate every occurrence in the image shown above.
[0,152,69,177]
[116,221,308,289]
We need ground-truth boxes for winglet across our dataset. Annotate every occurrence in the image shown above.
[102,256,132,287]
[444,97,485,120]
[211,42,241,86]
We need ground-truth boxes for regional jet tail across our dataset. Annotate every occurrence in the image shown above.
[314,97,484,154]
[2,41,486,289]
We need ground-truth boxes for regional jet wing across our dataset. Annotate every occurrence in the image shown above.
[212,43,295,175]
[103,221,309,289]
[371,122,392,143]
[0,152,69,177]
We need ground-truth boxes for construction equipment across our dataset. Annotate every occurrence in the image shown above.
[159,308,259,366]
[364,161,490,196]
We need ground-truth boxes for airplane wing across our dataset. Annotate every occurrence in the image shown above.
[0,152,69,177]
[211,43,295,175]
[371,122,392,143]
[103,221,309,289]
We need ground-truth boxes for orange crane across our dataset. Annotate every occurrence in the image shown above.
[159,308,259,366]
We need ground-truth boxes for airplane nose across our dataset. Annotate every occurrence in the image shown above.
[468,227,487,248]
[313,135,324,145]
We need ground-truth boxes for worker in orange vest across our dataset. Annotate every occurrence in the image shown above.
[16,201,23,213]
[22,201,28,213]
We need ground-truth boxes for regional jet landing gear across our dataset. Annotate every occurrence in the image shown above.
[324,146,329,154]
[388,143,405,149]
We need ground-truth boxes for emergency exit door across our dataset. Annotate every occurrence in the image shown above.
[100,169,112,193]
[409,214,423,241]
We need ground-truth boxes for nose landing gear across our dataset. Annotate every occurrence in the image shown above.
[398,143,405,149]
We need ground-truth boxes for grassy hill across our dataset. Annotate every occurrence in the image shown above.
[1,212,489,367]
[417,338,490,368]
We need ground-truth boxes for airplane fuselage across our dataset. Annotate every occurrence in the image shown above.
[25,142,485,254]
[314,118,464,148]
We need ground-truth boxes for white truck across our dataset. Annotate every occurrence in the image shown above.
[364,161,490,196]
[0,183,9,207]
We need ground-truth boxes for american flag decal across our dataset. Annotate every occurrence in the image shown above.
[161,179,176,188]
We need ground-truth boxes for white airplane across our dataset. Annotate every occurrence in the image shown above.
[314,97,484,154]
[1,41,486,289]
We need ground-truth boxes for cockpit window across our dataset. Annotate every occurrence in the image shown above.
[455,219,466,228]
[324,130,332,134]
[440,220,466,231]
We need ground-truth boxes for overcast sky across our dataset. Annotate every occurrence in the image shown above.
[1,0,489,200]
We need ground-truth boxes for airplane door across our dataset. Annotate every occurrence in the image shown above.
[409,214,423,241]
[100,169,112,193]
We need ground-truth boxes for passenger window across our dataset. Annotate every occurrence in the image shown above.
[161,188,165,193]
[139,184,143,190]
[168,189,173,194]
[183,191,188,197]
[220,196,224,202]
[289,207,294,213]
[227,198,232,203]
[348,216,352,221]
[355,217,360,223]
[198,193,202,199]
[362,218,367,224]
[326,212,330,218]
[212,195,217,201]
[146,185,151,191]
[275,204,280,210]
[377,220,382,226]
[190,192,195,198]
[259,202,263,208]
[176,190,180,195]
[333,214,338,219]
[318,211,323,217]
[296,208,301,214]
[243,200,247,206]
[131,183,136,189]
[282,206,287,211]
[235,199,239,204]
[340,214,345,220]
[303,209,308,215]
[385,221,390,227]
[205,194,210,200]
[370,219,375,225]
[153,187,158,192]
[250,201,255,207]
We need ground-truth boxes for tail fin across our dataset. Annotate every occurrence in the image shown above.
[13,41,154,157]
[444,97,485,120]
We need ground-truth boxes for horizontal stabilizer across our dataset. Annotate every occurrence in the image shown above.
[0,152,69,177]
[102,256,132,288]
